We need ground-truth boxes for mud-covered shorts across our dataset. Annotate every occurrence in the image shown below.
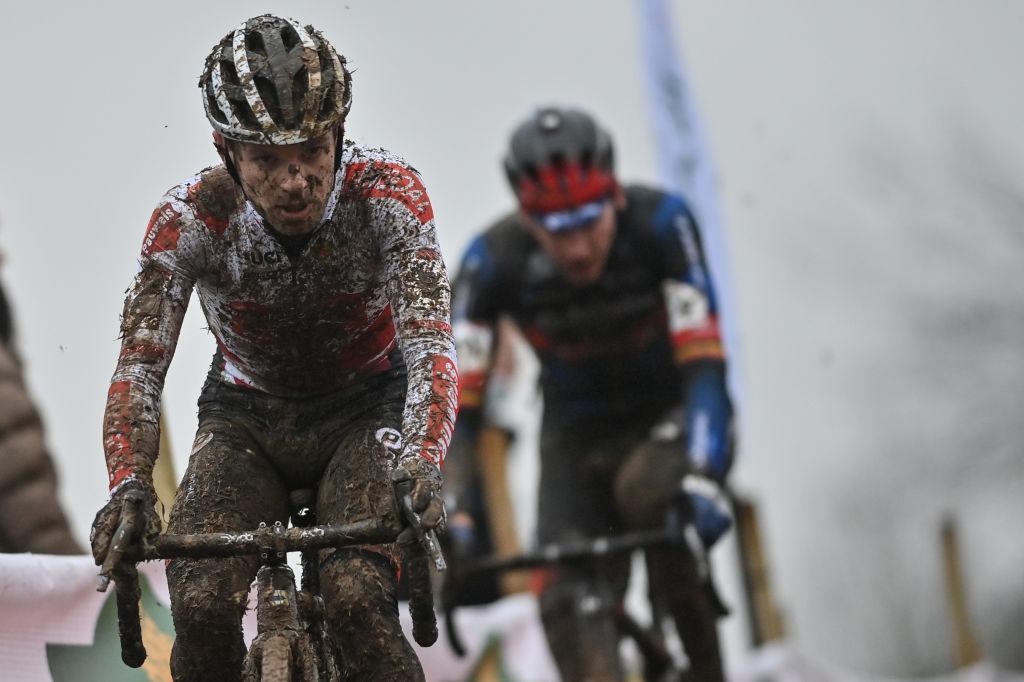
[169,364,408,557]
[163,364,419,681]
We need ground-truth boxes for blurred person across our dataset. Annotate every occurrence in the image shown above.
[0,268,82,554]
[87,15,456,681]
[448,106,734,680]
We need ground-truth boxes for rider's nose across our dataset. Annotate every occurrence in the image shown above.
[281,164,307,191]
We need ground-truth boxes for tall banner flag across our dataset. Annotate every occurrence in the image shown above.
[635,0,744,403]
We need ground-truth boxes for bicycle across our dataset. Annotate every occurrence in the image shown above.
[441,511,721,682]
[97,467,445,681]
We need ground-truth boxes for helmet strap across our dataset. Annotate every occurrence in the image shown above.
[212,132,243,187]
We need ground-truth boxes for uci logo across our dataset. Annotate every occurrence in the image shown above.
[247,250,283,266]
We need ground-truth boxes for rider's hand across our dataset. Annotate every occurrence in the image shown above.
[402,457,445,531]
[674,473,732,548]
[90,478,162,566]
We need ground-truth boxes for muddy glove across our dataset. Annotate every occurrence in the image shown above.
[90,479,162,566]
[675,474,732,548]
[401,457,446,531]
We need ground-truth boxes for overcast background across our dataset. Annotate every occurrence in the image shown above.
[1,0,1022,676]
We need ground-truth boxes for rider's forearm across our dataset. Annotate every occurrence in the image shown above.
[399,337,459,469]
[103,262,191,491]
[682,359,734,481]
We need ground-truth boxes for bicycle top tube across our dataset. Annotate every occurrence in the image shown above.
[143,517,398,561]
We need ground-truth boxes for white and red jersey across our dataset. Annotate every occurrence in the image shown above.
[104,142,458,490]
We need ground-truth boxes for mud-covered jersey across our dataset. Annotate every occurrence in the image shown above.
[452,185,731,476]
[103,142,458,491]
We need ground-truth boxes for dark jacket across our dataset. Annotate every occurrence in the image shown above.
[0,342,82,554]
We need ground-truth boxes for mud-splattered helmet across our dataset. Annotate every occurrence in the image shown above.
[199,15,352,145]
[504,107,616,231]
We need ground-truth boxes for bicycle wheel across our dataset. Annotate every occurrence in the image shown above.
[260,634,293,682]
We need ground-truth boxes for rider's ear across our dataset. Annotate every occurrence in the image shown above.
[212,132,231,165]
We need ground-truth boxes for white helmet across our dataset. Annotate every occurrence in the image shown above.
[199,15,351,145]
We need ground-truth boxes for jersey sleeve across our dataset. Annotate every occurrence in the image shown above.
[361,159,459,470]
[651,193,733,480]
[653,195,726,365]
[102,185,206,491]
[450,235,504,412]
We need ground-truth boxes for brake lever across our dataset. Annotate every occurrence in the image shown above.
[391,468,447,572]
[97,490,146,592]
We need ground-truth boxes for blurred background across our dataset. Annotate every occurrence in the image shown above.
[0,0,1021,676]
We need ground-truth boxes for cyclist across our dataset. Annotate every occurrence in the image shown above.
[447,106,734,680]
[88,15,457,681]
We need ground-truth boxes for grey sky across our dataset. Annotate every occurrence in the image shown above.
[1,0,1022,675]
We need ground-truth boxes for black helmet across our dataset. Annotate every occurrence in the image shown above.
[199,15,351,145]
[504,107,616,218]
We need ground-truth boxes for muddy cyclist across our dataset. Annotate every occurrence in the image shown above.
[89,14,456,681]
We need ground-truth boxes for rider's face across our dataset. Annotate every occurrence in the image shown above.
[524,200,619,287]
[230,129,337,235]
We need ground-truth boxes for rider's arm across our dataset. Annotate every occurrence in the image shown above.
[446,233,504,512]
[654,195,734,481]
[103,187,205,493]
[364,158,459,471]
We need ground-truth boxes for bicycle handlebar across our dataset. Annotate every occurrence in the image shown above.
[144,518,396,560]
[100,466,448,668]
[442,525,693,658]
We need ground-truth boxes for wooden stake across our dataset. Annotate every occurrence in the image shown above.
[941,517,982,666]
[733,496,785,645]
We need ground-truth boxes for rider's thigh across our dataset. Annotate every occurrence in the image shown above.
[316,389,405,557]
[536,414,622,546]
[613,431,687,530]
[166,417,291,682]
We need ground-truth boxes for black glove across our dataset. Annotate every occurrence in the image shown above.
[401,457,446,531]
[90,479,162,566]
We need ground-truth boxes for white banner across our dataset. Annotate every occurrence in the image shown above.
[0,554,558,682]
[634,0,745,404]
[1,554,1019,681]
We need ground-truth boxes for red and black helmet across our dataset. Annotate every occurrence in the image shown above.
[504,107,616,230]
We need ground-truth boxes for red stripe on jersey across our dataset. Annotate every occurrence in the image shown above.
[422,355,459,466]
[118,343,167,363]
[105,380,134,489]
[142,203,182,256]
[405,319,452,334]
[671,315,726,364]
[344,161,434,224]
[337,305,398,373]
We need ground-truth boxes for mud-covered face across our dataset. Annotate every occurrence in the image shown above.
[523,201,619,287]
[231,130,336,235]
